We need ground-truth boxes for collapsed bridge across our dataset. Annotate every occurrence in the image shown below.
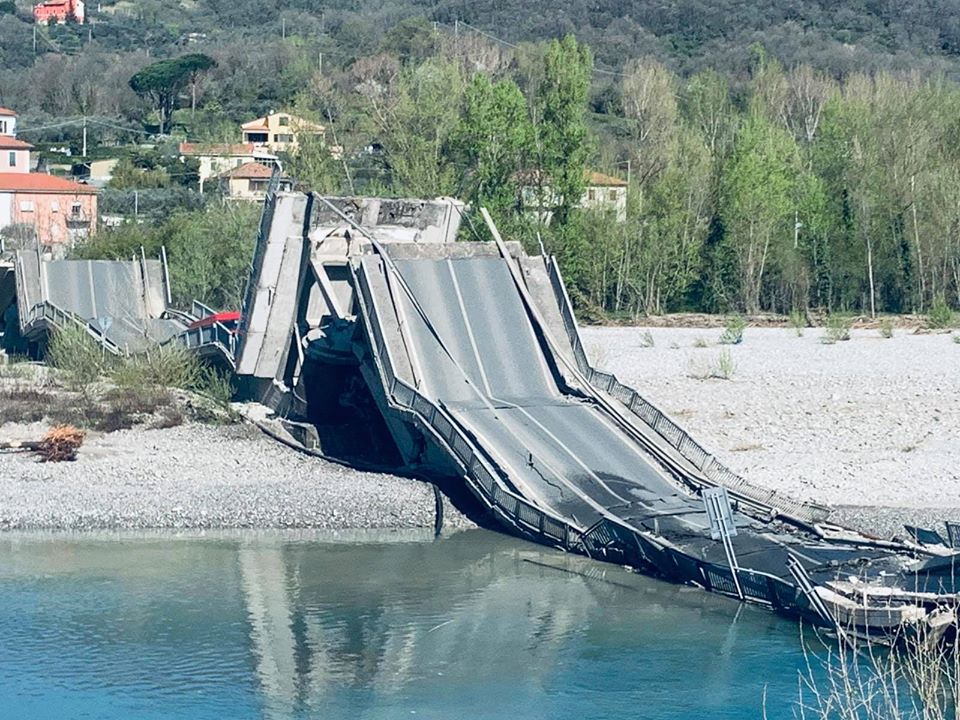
[230,188,960,637]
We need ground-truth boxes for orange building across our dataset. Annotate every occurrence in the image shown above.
[33,0,85,25]
[0,108,97,250]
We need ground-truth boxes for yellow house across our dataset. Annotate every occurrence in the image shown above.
[240,112,324,154]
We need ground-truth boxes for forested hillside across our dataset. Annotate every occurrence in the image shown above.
[2,1,960,318]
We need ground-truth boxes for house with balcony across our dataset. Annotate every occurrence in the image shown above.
[0,108,97,250]
[179,142,279,193]
[240,112,324,154]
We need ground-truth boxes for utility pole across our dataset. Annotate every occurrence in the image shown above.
[281,18,286,39]
[33,25,37,54]
[455,19,459,37]
[82,116,87,158]
[318,51,323,75]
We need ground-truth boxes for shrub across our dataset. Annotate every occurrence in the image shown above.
[719,315,746,345]
[639,330,655,348]
[109,343,201,390]
[788,309,805,337]
[693,336,709,348]
[928,295,956,329]
[46,324,111,388]
[196,366,235,405]
[821,315,852,344]
[879,318,894,339]
[713,348,736,379]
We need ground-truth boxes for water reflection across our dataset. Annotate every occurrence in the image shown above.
[0,530,809,720]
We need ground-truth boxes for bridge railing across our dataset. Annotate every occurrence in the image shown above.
[21,300,124,355]
[175,320,237,365]
[545,257,829,526]
[353,258,576,549]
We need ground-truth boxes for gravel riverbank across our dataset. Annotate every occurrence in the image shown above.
[1,325,955,537]
[582,325,960,538]
[0,422,471,531]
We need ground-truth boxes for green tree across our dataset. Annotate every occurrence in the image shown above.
[720,112,804,313]
[454,74,532,215]
[368,57,464,196]
[128,53,216,134]
[534,35,592,227]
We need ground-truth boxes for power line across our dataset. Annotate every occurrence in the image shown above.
[441,20,630,79]
[18,118,152,136]
[454,20,519,50]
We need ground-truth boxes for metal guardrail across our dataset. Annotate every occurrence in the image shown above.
[545,257,830,526]
[176,321,237,366]
[353,259,577,549]
[352,253,816,613]
[21,300,124,355]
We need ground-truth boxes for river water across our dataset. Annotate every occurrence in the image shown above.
[0,529,820,719]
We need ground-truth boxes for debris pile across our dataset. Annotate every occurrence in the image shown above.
[0,424,86,462]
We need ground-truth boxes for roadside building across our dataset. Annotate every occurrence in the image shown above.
[33,0,85,24]
[240,113,324,154]
[519,169,629,223]
[218,161,290,202]
[178,142,278,193]
[0,108,97,250]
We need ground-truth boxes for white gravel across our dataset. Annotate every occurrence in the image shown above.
[581,326,960,536]
[2,325,955,537]
[0,422,462,531]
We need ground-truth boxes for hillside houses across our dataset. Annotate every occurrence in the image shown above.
[0,108,97,251]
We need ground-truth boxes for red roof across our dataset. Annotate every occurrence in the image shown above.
[220,161,274,179]
[179,142,256,156]
[0,137,33,150]
[0,108,16,117]
[0,173,97,194]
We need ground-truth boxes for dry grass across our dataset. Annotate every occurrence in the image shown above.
[794,624,960,720]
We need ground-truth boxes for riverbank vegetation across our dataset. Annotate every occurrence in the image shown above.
[3,4,960,320]
[0,327,235,433]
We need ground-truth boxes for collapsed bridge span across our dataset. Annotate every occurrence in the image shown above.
[232,189,960,637]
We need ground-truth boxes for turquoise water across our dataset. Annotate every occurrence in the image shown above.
[0,529,816,719]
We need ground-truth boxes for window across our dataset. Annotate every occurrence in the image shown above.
[7,151,15,168]
[51,201,60,213]
[278,115,289,126]
[587,189,596,202]
[275,133,294,143]
[19,200,34,212]
[609,189,618,202]
[0,120,7,134]
[71,202,82,215]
